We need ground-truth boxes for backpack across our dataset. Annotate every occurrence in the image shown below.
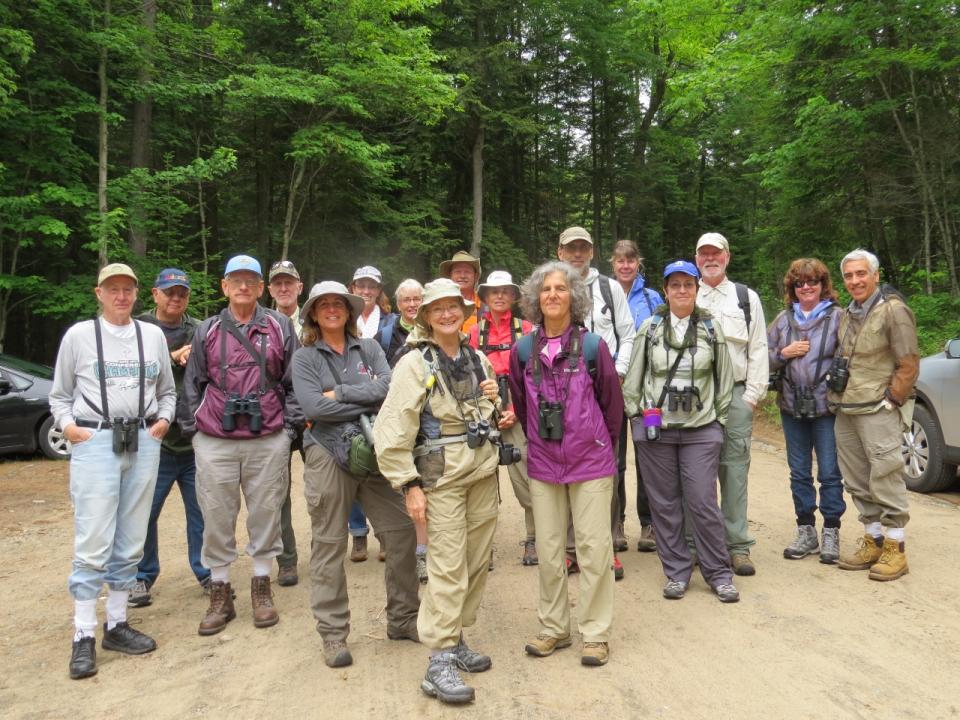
[595,273,620,354]
[515,330,602,380]
[376,314,397,354]
[734,282,751,330]
[477,315,524,353]
[644,312,720,397]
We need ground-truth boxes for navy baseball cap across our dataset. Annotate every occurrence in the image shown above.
[154,268,190,290]
[663,260,700,280]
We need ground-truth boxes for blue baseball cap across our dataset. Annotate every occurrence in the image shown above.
[663,260,700,280]
[224,255,262,277]
[154,268,190,290]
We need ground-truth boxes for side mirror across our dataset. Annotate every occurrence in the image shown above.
[0,378,11,395]
[946,338,960,359]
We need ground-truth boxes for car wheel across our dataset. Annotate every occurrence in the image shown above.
[902,404,957,493]
[38,415,70,460]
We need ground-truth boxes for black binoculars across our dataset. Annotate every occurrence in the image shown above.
[826,357,850,393]
[667,386,702,413]
[769,369,784,393]
[497,442,521,466]
[538,399,564,440]
[793,385,818,420]
[496,375,511,407]
[112,418,140,454]
[466,419,491,449]
[222,392,263,433]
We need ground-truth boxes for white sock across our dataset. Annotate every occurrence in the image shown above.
[865,522,883,538]
[211,565,230,584]
[252,557,272,577]
[886,527,905,542]
[74,598,98,640]
[106,589,127,630]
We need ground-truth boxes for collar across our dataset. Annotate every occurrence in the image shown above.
[224,303,268,329]
[851,287,881,311]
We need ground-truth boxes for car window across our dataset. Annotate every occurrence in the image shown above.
[0,368,34,391]
[0,354,54,379]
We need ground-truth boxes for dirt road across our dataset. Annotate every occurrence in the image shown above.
[2,428,959,720]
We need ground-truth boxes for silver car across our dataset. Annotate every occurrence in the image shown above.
[902,337,960,492]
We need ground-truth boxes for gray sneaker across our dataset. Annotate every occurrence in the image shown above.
[819,527,840,564]
[421,652,475,704]
[662,580,687,600]
[416,550,428,584]
[454,634,491,673]
[714,583,740,603]
[783,524,820,559]
[127,580,152,608]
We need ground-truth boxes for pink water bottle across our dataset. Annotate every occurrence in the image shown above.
[642,406,662,441]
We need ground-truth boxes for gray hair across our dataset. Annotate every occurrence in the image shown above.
[394,278,424,301]
[519,261,593,326]
[840,248,879,274]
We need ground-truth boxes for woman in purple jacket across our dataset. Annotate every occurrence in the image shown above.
[767,258,845,563]
[508,261,623,668]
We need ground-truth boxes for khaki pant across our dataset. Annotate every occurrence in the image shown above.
[194,431,290,568]
[501,422,535,538]
[835,408,910,528]
[531,476,614,642]
[302,444,419,641]
[418,471,499,650]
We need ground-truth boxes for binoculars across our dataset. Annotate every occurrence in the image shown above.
[497,442,521,465]
[538,399,564,440]
[666,386,702,413]
[222,392,263,433]
[112,418,140,454]
[826,357,850,393]
[793,385,818,420]
[466,420,491,449]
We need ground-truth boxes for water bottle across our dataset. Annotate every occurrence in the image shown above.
[642,405,662,441]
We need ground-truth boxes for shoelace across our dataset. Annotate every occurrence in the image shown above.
[432,655,465,685]
[665,581,685,593]
[716,584,736,594]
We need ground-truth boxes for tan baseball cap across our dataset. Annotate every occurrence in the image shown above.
[97,263,138,286]
[558,226,593,246]
[695,232,729,252]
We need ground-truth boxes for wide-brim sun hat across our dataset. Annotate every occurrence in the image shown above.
[301,281,364,321]
[438,251,481,279]
[416,278,474,328]
[477,270,520,301]
[663,259,700,281]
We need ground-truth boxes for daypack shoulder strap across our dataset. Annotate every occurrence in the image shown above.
[735,282,751,330]
[596,274,620,354]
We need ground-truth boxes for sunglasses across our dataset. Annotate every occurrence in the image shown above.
[793,279,822,289]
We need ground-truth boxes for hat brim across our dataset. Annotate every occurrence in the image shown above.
[477,282,520,300]
[301,292,365,324]
[438,258,481,278]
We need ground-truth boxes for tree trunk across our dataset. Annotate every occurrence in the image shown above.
[471,123,483,258]
[128,0,156,257]
[97,0,110,269]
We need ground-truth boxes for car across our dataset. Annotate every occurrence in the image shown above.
[901,337,960,492]
[0,353,70,460]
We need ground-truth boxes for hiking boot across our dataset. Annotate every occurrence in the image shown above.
[838,534,884,571]
[323,639,353,668]
[565,556,580,575]
[350,535,368,562]
[69,636,97,680]
[387,623,419,643]
[454,634,491,673]
[783,524,820,559]
[731,553,756,576]
[524,633,572,657]
[662,580,687,599]
[277,564,298,587]
[581,641,609,666]
[636,524,656,552]
[613,555,624,581]
[378,537,386,562]
[820,527,840,565]
[521,538,539,566]
[251,576,279,628]
[868,539,909,582]
[713,583,740,603]
[101,622,157,654]
[416,549,429,584]
[127,579,152,608]
[614,522,628,552]
[488,547,495,572]
[198,581,235,636]
[421,652,475,704]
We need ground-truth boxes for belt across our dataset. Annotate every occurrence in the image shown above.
[76,418,159,429]
[412,434,469,457]
[733,381,746,387]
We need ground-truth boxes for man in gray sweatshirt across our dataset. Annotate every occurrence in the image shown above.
[49,263,177,680]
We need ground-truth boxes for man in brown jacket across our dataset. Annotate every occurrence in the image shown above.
[828,249,919,582]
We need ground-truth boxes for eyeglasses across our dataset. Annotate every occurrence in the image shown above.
[427,303,462,317]
[793,279,822,289]
[226,277,262,288]
[160,287,189,298]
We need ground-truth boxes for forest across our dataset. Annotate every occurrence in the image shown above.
[1,0,959,363]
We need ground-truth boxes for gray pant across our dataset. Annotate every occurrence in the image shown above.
[719,384,756,554]
[636,423,733,587]
[277,431,304,569]
[501,422,535,539]
[303,443,419,641]
[193,430,291,568]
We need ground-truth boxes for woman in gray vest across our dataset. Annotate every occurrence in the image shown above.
[622,260,740,603]
[290,281,419,669]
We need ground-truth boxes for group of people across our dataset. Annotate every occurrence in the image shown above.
[51,229,919,705]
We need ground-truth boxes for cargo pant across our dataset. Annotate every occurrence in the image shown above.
[718,383,756,554]
[501,421,535,539]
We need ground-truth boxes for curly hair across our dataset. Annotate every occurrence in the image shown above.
[519,261,593,326]
[782,258,839,307]
[301,297,359,347]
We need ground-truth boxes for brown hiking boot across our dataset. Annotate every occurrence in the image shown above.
[838,534,884,571]
[636,524,656,552]
[524,633,572,657]
[869,539,909,581]
[198,581,235,636]
[614,522,628,552]
[581,641,609,667]
[521,538,538,566]
[251,576,279,628]
[350,535,368,562]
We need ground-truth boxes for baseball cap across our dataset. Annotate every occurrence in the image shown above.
[663,260,700,280]
[154,268,190,290]
[352,266,382,284]
[224,255,262,277]
[695,233,729,252]
[269,259,300,282]
[98,263,138,286]
[558,226,593,246]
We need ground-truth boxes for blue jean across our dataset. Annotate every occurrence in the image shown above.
[780,411,846,526]
[348,501,369,537]
[137,449,208,587]
[68,428,162,600]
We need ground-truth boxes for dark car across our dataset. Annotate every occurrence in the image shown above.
[901,337,960,492]
[0,353,69,459]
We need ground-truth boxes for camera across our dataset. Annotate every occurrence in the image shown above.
[111,418,139,454]
[642,406,662,441]
[667,386,702,413]
[538,399,564,440]
[793,385,817,420]
[222,392,263,433]
[769,369,784,393]
[466,419,491,448]
[497,442,521,465]
[496,375,511,407]
[826,357,850,393]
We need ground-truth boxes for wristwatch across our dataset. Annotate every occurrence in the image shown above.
[401,479,423,495]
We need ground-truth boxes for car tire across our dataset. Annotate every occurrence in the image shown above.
[38,415,70,460]
[902,404,957,493]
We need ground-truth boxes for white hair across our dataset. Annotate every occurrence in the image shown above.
[394,278,424,300]
[840,248,879,274]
